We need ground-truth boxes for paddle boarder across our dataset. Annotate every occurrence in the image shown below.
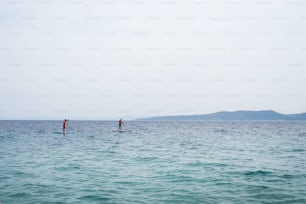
[63,119,68,133]
[118,118,124,131]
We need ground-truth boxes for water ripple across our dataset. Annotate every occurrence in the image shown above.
[0,121,306,203]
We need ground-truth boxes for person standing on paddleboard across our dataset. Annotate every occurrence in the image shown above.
[118,118,124,131]
[63,119,68,133]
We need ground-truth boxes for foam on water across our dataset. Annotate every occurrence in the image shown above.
[0,121,306,203]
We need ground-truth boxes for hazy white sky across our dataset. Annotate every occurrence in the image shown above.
[1,0,306,119]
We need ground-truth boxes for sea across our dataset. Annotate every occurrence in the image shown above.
[0,120,306,204]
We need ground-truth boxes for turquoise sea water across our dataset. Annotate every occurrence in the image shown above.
[0,121,306,204]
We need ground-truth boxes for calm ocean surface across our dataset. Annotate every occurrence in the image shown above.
[0,121,306,204]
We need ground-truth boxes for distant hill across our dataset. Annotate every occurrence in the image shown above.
[139,110,306,121]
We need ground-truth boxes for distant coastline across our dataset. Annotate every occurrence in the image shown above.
[138,110,306,121]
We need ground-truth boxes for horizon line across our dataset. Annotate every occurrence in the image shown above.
[1,110,306,121]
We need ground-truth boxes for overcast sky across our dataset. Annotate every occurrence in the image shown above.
[0,0,306,119]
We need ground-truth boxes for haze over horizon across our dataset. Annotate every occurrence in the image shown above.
[1,1,306,120]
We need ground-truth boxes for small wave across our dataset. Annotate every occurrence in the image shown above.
[298,132,306,137]
[186,161,205,167]
[52,131,64,135]
[281,174,298,179]
[292,149,305,152]
[206,162,228,167]
[252,192,295,202]
[135,156,158,162]
[214,129,226,133]
[10,192,30,198]
[244,170,272,176]
[78,195,110,201]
